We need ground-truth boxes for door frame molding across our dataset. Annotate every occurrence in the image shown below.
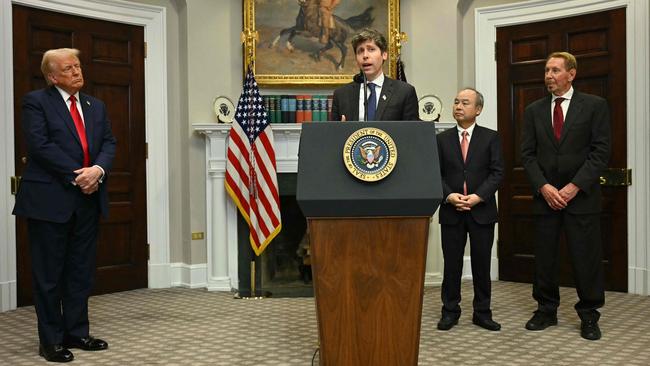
[476,0,650,295]
[1,0,171,311]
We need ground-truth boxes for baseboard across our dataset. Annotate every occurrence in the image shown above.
[206,276,234,292]
[148,262,172,288]
[424,272,442,287]
[170,263,207,288]
[629,266,649,295]
[0,280,17,312]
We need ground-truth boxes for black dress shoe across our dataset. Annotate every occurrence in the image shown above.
[63,335,109,351]
[437,315,459,330]
[472,315,501,331]
[525,311,558,330]
[581,320,601,340]
[39,344,74,363]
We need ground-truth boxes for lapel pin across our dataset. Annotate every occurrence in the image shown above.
[382,94,386,101]
[86,100,91,106]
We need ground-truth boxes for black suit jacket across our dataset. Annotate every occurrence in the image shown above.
[13,86,117,223]
[331,77,419,121]
[521,90,611,215]
[437,125,504,225]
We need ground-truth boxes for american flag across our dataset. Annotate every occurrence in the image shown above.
[225,67,282,256]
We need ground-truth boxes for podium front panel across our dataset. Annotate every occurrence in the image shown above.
[296,122,442,217]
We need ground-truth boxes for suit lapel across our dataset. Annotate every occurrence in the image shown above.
[559,91,583,145]
[351,83,360,121]
[47,87,83,147]
[465,125,481,166]
[539,95,557,147]
[374,77,393,121]
[448,127,464,166]
[80,93,95,154]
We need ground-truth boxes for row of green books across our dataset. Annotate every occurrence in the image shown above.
[263,95,334,123]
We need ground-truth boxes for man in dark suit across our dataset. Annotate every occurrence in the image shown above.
[436,88,504,331]
[331,28,419,122]
[521,52,610,341]
[13,48,116,362]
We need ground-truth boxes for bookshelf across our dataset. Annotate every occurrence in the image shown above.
[263,94,334,123]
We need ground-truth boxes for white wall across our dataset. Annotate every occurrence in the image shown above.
[171,0,649,291]
[3,0,646,311]
[174,0,474,283]
[129,0,529,280]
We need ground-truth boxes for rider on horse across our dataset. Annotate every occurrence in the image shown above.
[319,0,341,44]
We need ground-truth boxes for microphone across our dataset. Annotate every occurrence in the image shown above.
[361,69,368,121]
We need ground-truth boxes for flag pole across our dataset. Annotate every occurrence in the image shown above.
[230,30,278,299]
[235,247,270,299]
[250,260,255,295]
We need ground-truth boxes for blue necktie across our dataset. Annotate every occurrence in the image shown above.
[367,83,377,121]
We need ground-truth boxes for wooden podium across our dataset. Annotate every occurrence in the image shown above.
[297,122,442,366]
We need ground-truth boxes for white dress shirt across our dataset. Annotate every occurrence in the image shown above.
[358,72,385,121]
[457,122,476,145]
[550,86,574,125]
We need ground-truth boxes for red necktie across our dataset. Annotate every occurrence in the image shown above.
[553,97,565,141]
[69,95,90,167]
[461,130,469,195]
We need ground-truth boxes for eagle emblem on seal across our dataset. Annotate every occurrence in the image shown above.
[358,142,383,168]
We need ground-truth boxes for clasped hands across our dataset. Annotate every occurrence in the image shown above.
[540,183,579,210]
[448,193,482,211]
[74,166,102,194]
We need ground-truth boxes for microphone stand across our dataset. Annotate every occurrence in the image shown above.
[362,69,368,122]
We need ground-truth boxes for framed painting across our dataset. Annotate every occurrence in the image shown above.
[243,0,401,86]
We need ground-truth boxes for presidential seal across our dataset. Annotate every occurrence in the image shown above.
[343,128,397,182]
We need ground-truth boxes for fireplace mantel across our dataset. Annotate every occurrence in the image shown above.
[193,123,302,290]
[193,122,451,291]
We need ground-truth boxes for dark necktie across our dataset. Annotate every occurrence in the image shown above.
[69,95,90,167]
[553,97,565,141]
[367,83,377,121]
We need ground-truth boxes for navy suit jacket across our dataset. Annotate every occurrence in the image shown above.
[331,77,420,121]
[437,125,504,225]
[13,86,117,223]
[521,90,610,215]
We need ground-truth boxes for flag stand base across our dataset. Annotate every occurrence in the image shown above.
[234,261,270,299]
[234,290,271,299]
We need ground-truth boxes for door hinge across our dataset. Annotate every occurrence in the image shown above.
[147,243,150,260]
[144,41,148,58]
[145,142,149,159]
[494,41,498,61]
[10,176,21,195]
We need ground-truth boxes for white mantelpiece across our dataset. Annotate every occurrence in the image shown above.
[193,123,302,290]
[193,123,450,291]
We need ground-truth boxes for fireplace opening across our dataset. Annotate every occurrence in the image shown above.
[237,173,313,297]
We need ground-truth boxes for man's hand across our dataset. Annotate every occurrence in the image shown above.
[558,182,580,203]
[74,166,102,194]
[463,194,483,209]
[447,193,482,211]
[540,183,567,210]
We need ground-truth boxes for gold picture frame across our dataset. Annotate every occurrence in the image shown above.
[243,0,401,86]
